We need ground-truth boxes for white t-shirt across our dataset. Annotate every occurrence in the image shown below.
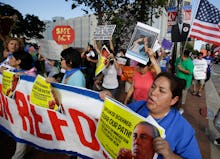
[102,64,118,89]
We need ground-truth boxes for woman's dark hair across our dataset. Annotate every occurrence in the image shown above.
[61,47,82,68]
[154,72,186,108]
[88,43,94,50]
[13,51,33,70]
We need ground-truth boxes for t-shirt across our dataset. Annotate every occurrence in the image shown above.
[62,70,86,88]
[133,71,154,101]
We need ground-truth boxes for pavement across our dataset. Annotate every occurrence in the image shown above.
[1,78,220,159]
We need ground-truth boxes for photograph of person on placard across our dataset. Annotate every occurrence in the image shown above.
[129,35,151,58]
[126,22,159,64]
[117,121,160,159]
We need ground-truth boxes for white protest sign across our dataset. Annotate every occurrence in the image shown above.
[94,25,116,40]
[38,39,63,60]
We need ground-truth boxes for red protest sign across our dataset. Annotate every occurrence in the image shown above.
[52,26,75,45]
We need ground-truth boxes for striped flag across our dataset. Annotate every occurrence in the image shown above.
[189,0,220,46]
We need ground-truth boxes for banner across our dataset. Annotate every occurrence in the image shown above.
[94,25,116,40]
[0,74,166,159]
[0,75,105,158]
[96,98,165,159]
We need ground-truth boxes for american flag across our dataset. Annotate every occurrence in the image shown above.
[189,0,220,46]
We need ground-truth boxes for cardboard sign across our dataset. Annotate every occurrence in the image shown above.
[94,25,116,40]
[96,98,165,159]
[38,39,63,60]
[52,26,75,45]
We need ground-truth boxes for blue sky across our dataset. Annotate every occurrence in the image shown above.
[1,0,91,20]
[1,0,220,21]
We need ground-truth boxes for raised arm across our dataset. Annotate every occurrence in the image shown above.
[109,36,114,52]
[94,40,101,55]
[145,46,161,75]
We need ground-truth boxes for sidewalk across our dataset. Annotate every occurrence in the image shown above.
[182,79,220,159]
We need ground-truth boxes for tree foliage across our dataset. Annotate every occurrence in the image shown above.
[65,0,168,49]
[0,2,46,42]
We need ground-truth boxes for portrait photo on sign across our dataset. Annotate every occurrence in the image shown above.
[117,121,160,159]
[126,22,160,65]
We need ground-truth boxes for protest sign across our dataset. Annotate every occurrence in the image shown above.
[30,75,59,110]
[38,39,63,60]
[2,70,17,97]
[52,25,75,45]
[126,22,160,65]
[0,75,106,158]
[94,25,116,40]
[120,66,137,81]
[193,59,208,80]
[161,38,173,50]
[96,98,165,159]
[95,45,110,76]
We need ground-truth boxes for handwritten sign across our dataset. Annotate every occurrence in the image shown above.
[94,25,116,40]
[52,25,75,45]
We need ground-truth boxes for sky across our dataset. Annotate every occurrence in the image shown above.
[1,0,91,20]
[1,0,220,21]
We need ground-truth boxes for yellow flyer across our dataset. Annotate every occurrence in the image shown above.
[2,70,18,97]
[96,98,165,159]
[30,75,59,110]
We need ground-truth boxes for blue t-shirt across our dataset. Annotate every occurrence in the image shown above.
[62,70,86,88]
[203,56,213,72]
[128,100,202,159]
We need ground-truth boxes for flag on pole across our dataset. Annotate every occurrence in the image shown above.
[189,0,220,46]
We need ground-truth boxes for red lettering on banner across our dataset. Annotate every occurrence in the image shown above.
[69,109,100,151]
[30,105,52,140]
[14,91,34,135]
[0,92,13,123]
[48,110,68,140]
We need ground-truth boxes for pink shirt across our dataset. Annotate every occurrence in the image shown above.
[133,71,154,101]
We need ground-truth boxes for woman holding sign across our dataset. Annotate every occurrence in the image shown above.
[101,72,202,159]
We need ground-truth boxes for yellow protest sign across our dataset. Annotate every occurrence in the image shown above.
[96,98,165,159]
[2,70,17,97]
[30,75,59,110]
[95,45,110,76]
